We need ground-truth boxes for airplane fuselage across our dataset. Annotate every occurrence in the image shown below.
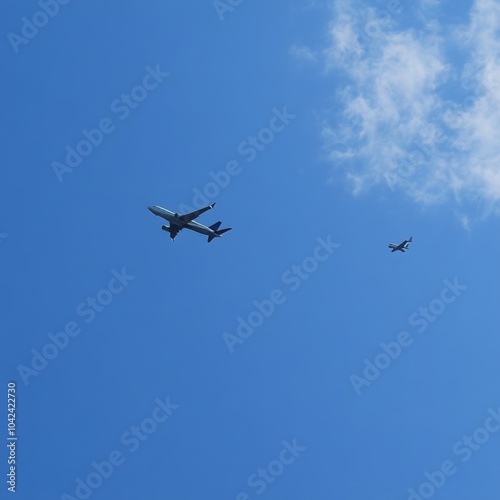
[148,205,217,237]
[388,237,412,252]
[388,244,408,252]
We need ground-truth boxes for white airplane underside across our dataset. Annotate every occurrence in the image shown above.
[148,203,231,242]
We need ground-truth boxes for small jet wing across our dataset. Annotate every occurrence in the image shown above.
[179,203,215,223]
[161,223,182,240]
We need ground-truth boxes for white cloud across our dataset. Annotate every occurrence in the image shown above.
[290,44,318,64]
[320,0,500,220]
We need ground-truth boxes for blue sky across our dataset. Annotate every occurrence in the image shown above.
[2,0,500,499]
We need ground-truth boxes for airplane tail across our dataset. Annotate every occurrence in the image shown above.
[207,222,232,243]
[209,221,222,232]
[408,236,413,242]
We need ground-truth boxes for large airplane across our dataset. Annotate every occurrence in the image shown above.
[388,236,413,253]
[148,203,232,242]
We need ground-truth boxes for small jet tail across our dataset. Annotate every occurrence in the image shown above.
[408,236,413,243]
[207,222,232,243]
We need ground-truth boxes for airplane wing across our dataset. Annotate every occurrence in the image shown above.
[179,203,215,223]
[169,224,182,240]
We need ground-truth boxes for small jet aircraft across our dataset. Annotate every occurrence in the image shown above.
[148,203,231,242]
[388,236,413,253]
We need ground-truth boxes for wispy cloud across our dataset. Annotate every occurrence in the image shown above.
[319,0,500,220]
[289,44,318,64]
